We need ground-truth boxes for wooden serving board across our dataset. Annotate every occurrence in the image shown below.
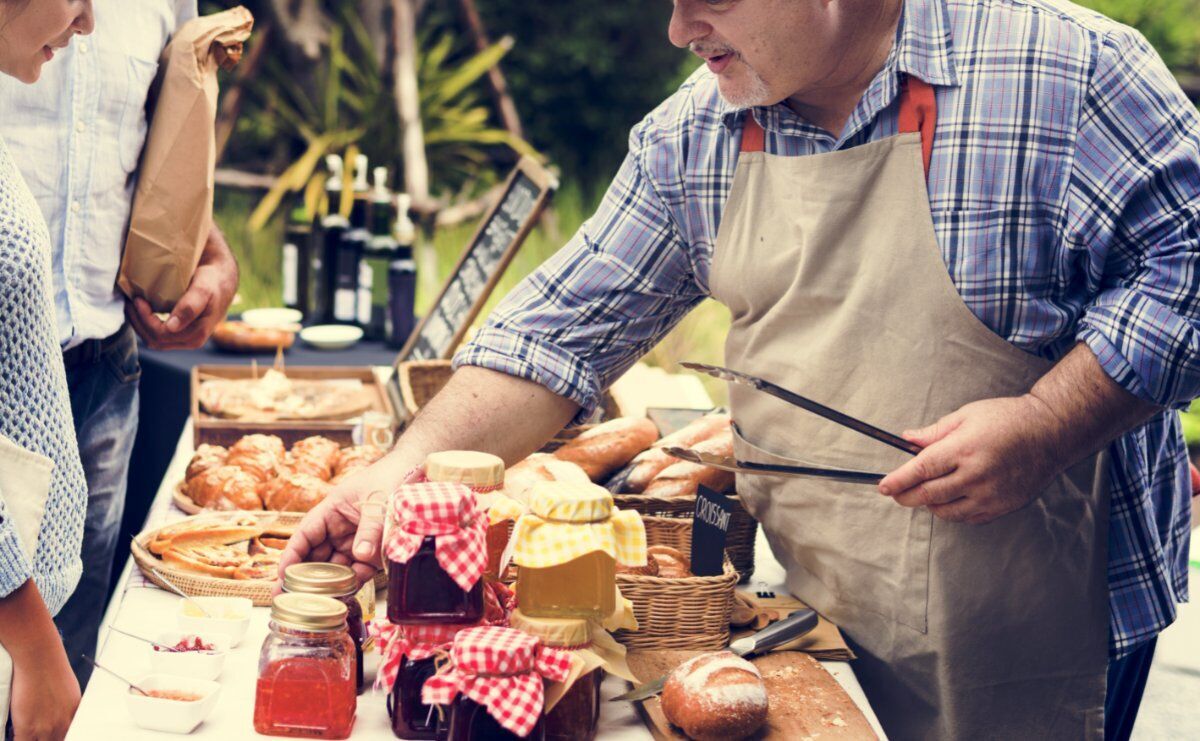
[625,650,877,740]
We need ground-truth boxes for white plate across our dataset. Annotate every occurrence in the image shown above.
[241,307,303,329]
[299,324,364,350]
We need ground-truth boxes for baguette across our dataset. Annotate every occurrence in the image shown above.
[552,417,660,481]
[624,413,731,493]
[161,545,247,578]
[163,525,262,551]
[642,430,735,498]
[210,320,295,353]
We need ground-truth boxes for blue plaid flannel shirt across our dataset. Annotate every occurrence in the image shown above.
[455,0,1196,657]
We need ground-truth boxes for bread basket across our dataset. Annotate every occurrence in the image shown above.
[613,516,738,652]
[132,511,386,606]
[614,491,758,582]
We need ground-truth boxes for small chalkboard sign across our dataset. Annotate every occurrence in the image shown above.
[692,484,734,577]
[395,156,558,364]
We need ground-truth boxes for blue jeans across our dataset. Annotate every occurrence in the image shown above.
[54,325,140,688]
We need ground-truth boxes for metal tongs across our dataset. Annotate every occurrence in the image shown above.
[677,361,922,485]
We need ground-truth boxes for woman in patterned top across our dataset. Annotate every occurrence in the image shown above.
[0,1,93,739]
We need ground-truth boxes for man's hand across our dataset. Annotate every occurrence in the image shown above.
[126,226,238,350]
[276,461,423,589]
[877,395,1065,525]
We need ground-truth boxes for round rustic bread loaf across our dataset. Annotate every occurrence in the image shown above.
[660,651,768,740]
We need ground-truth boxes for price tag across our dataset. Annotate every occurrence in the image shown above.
[691,484,733,577]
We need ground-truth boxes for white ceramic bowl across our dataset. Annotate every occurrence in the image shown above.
[299,324,364,350]
[126,674,221,734]
[242,307,303,329]
[148,631,231,681]
[175,596,252,647]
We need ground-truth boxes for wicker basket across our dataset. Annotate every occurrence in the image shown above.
[396,360,620,441]
[133,511,387,606]
[613,516,738,651]
[615,492,758,582]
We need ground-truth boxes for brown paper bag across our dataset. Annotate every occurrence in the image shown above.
[117,6,254,312]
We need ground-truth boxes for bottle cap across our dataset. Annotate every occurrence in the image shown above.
[324,154,344,192]
[270,593,348,631]
[282,562,357,597]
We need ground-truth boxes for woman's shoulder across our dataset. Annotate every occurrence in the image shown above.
[0,137,52,259]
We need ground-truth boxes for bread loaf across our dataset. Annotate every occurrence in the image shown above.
[647,545,692,578]
[642,430,735,498]
[211,320,295,353]
[625,414,731,493]
[552,417,660,481]
[661,651,768,740]
[503,453,589,504]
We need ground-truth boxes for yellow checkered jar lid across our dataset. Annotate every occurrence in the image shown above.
[511,482,646,569]
[527,481,612,523]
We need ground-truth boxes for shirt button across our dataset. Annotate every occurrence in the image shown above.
[71,202,81,214]
[74,121,86,134]
[78,42,89,54]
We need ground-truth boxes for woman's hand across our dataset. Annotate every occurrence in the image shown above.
[8,641,80,741]
[0,581,80,741]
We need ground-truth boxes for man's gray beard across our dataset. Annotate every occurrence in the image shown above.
[718,65,772,108]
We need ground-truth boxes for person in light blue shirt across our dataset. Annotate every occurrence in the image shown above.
[0,0,239,689]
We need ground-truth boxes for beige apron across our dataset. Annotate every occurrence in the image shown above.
[709,79,1110,739]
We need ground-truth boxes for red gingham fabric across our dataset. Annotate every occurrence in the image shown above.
[386,482,488,592]
[483,579,515,626]
[422,625,572,738]
[370,619,475,692]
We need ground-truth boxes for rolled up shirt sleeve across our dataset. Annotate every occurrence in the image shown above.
[1067,28,1200,409]
[454,114,706,425]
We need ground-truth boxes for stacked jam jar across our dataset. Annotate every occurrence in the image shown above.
[507,481,648,740]
[381,454,493,740]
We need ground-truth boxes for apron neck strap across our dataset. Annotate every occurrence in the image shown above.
[738,75,938,177]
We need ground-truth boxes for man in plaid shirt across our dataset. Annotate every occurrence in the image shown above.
[287,1,1197,737]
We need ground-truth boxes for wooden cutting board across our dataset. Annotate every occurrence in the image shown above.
[625,650,877,740]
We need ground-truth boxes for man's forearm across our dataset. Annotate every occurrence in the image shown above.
[378,366,580,474]
[1028,342,1161,465]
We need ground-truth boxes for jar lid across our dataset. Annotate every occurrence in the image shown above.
[282,562,357,597]
[424,451,504,489]
[270,593,347,631]
[528,481,613,523]
[509,608,589,647]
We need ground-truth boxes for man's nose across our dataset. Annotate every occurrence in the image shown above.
[668,1,712,49]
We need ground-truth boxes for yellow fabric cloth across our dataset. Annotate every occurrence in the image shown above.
[487,494,526,525]
[511,483,646,569]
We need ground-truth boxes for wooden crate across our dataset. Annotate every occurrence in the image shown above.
[191,365,396,447]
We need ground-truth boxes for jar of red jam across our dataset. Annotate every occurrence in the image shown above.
[422,626,573,741]
[254,594,356,739]
[385,482,487,624]
[374,622,473,740]
[282,563,367,695]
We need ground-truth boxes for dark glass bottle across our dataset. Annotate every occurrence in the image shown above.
[333,197,369,326]
[386,192,418,348]
[281,206,312,318]
[388,655,441,740]
[387,535,483,624]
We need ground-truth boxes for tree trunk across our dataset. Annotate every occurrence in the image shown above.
[391,0,429,201]
[455,0,524,140]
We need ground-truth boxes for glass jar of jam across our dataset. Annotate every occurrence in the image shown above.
[254,594,356,739]
[423,451,511,580]
[512,482,646,620]
[385,482,487,624]
[282,563,367,695]
[423,626,571,741]
[509,609,602,741]
[380,622,473,740]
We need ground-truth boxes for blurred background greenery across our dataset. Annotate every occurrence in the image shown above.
[205,0,1200,415]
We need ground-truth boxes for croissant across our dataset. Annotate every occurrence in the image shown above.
[187,465,263,510]
[261,473,330,512]
[186,444,228,480]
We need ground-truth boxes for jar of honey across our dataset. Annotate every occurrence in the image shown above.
[511,482,647,620]
[385,482,487,624]
[254,594,356,739]
[282,563,367,695]
[422,626,573,741]
[374,621,474,740]
[422,451,513,580]
[509,609,636,741]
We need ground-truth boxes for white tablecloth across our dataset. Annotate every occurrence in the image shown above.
[69,424,886,740]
